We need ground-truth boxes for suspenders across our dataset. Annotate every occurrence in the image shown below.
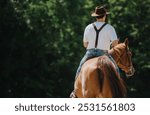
[92,23,107,48]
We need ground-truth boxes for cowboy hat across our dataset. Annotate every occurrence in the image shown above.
[91,5,110,17]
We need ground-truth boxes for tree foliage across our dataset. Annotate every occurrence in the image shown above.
[0,0,150,97]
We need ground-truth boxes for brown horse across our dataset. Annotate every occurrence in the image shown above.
[71,38,135,98]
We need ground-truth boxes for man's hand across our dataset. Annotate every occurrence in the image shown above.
[111,39,119,48]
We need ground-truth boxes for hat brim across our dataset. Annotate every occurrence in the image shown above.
[91,12,110,17]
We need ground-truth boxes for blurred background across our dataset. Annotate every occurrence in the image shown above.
[0,0,150,97]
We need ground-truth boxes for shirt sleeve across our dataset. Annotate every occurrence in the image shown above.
[108,25,118,42]
[83,26,89,42]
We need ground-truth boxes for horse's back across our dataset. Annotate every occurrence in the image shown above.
[73,55,127,98]
[82,57,99,72]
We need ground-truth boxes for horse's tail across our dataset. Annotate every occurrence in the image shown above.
[97,55,127,97]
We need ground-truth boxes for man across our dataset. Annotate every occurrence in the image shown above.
[75,5,119,79]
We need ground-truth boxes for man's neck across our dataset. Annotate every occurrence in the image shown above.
[97,19,105,22]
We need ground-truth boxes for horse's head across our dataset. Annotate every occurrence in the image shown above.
[109,38,135,77]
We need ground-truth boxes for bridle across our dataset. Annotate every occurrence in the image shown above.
[112,45,133,72]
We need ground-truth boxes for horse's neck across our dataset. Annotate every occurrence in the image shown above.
[108,47,122,63]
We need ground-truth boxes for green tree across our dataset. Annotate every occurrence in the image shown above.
[0,0,149,97]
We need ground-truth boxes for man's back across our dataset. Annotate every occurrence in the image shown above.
[83,22,117,50]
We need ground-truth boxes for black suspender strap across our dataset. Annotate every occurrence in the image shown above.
[93,23,107,48]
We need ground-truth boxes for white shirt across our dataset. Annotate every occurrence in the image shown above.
[83,22,118,50]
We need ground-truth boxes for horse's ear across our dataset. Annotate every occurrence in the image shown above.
[124,38,129,46]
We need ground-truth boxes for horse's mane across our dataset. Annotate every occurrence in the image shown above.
[98,55,127,97]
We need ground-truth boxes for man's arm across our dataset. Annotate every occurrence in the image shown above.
[108,25,119,48]
[83,41,88,48]
[83,25,89,49]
